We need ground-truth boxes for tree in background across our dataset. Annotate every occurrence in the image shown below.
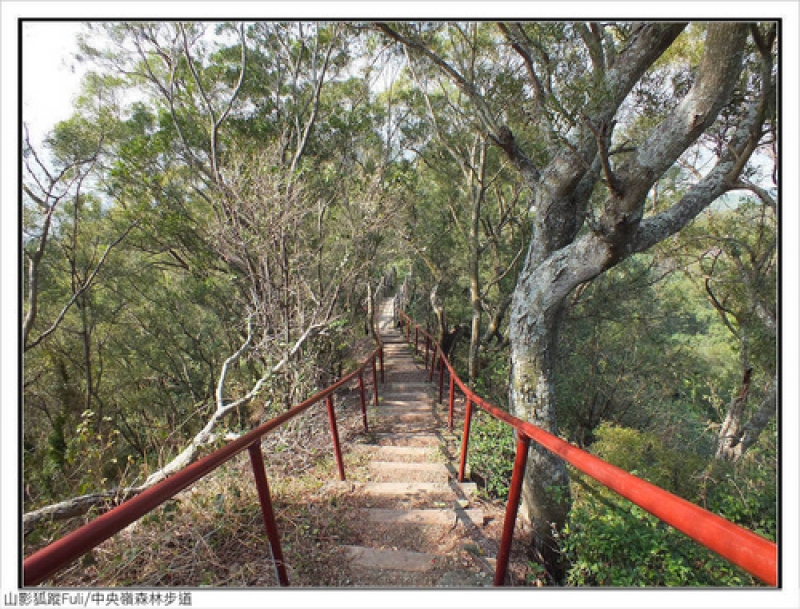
[677,195,776,463]
[386,38,529,384]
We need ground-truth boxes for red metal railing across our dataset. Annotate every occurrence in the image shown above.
[23,345,384,587]
[397,310,778,587]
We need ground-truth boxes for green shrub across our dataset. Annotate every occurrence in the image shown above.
[589,423,705,499]
[466,410,515,499]
[702,439,777,541]
[471,352,510,405]
[563,423,771,586]
[562,491,754,586]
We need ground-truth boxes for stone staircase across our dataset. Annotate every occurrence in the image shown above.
[322,298,496,587]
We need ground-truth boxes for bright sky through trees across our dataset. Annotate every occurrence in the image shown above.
[21,22,86,148]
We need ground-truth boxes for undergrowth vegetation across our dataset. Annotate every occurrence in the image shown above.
[464,416,776,586]
[561,423,776,586]
[466,411,515,499]
[29,399,368,587]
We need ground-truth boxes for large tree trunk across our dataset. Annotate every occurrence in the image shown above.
[467,197,482,383]
[366,283,376,337]
[466,138,487,384]
[503,25,750,579]
[429,283,446,347]
[508,298,570,576]
[508,230,618,580]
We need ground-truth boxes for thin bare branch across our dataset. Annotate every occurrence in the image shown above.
[375,22,502,136]
[25,221,139,351]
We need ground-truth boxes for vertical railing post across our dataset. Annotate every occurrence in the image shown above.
[358,371,368,432]
[448,374,455,432]
[379,347,385,384]
[428,346,437,382]
[424,335,430,370]
[326,395,346,481]
[438,354,445,404]
[371,355,379,408]
[458,398,473,482]
[494,431,531,586]
[406,317,411,342]
[248,443,290,587]
[414,326,419,354]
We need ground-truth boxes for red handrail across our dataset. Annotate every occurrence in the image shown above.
[23,346,384,587]
[398,310,778,587]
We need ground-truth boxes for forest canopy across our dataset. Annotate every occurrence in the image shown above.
[19,19,779,587]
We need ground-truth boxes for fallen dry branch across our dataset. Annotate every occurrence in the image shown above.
[24,317,331,534]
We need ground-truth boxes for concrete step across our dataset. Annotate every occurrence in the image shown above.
[376,412,433,422]
[373,433,442,446]
[374,413,440,422]
[378,401,433,410]
[368,461,450,482]
[372,423,441,435]
[368,461,449,473]
[381,343,415,350]
[377,405,432,412]
[374,404,436,417]
[383,382,432,391]
[364,508,485,527]
[342,545,439,573]
[352,481,478,496]
[380,392,432,400]
[377,394,435,403]
[351,445,439,461]
[380,395,431,402]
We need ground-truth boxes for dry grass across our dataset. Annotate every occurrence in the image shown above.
[36,392,370,587]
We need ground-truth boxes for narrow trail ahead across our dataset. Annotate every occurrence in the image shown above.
[315,298,516,587]
[33,297,530,588]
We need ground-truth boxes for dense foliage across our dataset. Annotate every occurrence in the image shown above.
[23,22,402,511]
[562,422,776,586]
[22,20,778,587]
